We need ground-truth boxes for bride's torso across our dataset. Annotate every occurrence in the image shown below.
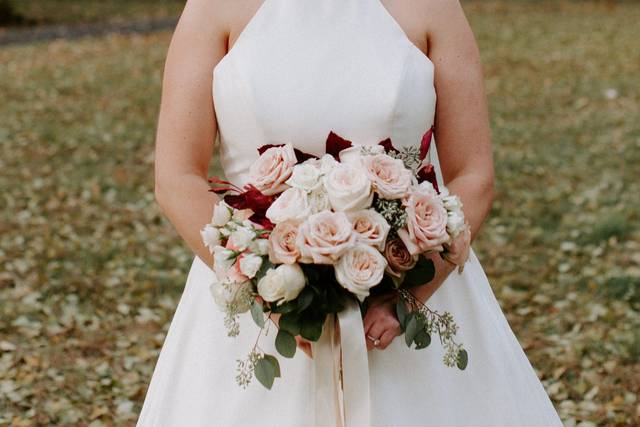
[212,0,438,187]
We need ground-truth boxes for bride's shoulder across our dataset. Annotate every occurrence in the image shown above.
[172,0,234,45]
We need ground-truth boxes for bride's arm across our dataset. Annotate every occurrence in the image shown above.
[412,0,494,303]
[154,0,229,267]
[364,0,494,348]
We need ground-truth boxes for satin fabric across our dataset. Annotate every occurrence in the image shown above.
[136,0,563,425]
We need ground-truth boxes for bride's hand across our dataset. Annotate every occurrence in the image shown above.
[269,312,313,358]
[362,293,402,351]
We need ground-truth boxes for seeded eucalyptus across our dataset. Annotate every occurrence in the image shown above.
[373,197,407,231]
[397,288,468,370]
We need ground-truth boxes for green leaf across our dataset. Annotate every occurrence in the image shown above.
[263,354,281,377]
[396,299,409,330]
[270,300,298,314]
[413,330,431,349]
[250,300,265,328]
[297,287,314,312]
[275,329,297,358]
[255,356,277,389]
[300,315,324,341]
[404,315,418,346]
[457,349,468,370]
[279,312,301,336]
[403,257,435,288]
[255,259,274,281]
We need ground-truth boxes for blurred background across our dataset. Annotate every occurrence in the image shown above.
[0,0,638,426]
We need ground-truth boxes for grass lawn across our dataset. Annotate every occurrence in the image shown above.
[1,0,183,27]
[0,0,638,425]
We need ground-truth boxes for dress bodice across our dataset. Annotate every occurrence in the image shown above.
[212,0,439,187]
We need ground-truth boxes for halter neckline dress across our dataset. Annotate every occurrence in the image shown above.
[137,0,563,425]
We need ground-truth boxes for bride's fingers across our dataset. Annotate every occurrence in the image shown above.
[378,327,401,350]
[366,321,385,351]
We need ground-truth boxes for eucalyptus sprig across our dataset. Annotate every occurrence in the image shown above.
[397,288,468,370]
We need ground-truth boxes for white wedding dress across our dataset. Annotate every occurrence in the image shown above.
[136,0,563,425]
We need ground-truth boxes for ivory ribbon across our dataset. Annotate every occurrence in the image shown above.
[312,299,370,427]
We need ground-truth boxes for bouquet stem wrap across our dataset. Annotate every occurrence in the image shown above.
[312,299,370,427]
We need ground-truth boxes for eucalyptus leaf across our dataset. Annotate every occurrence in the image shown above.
[413,330,431,349]
[263,354,281,377]
[270,300,298,314]
[255,357,276,389]
[279,312,301,336]
[457,349,468,370]
[403,257,435,288]
[250,300,265,328]
[396,299,409,330]
[275,329,297,358]
[404,315,418,346]
[297,287,314,312]
[300,316,324,341]
[255,259,274,281]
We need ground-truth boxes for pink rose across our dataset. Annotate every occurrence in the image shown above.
[248,143,297,196]
[268,220,301,264]
[347,209,390,251]
[397,183,449,255]
[443,222,471,273]
[361,154,412,199]
[383,238,418,280]
[296,211,356,264]
[334,244,387,301]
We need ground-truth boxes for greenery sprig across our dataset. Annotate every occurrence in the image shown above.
[397,288,468,370]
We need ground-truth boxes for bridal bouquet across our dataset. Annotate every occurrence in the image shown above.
[202,129,471,389]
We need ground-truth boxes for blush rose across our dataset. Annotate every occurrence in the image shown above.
[296,211,356,264]
[248,143,297,195]
[334,244,387,301]
[361,153,412,199]
[268,220,302,264]
[397,182,449,255]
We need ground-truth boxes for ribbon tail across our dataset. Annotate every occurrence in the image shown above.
[312,299,371,427]
[338,299,371,427]
[312,314,344,427]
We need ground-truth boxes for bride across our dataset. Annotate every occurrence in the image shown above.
[137,0,563,425]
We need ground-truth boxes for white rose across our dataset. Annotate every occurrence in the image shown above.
[209,280,252,313]
[447,210,466,237]
[347,209,391,251]
[200,224,221,253]
[307,188,331,214]
[257,264,306,305]
[286,163,322,191]
[305,154,338,175]
[441,194,463,211]
[334,244,387,301]
[212,201,232,226]
[239,253,263,279]
[323,162,373,212]
[213,245,235,271]
[339,144,385,165]
[228,226,255,251]
[266,187,312,224]
[249,238,270,256]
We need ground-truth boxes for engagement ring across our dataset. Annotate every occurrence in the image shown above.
[367,335,381,347]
